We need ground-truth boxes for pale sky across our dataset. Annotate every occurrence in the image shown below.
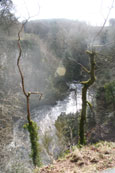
[12,0,115,25]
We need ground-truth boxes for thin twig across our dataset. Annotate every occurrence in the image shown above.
[86,101,92,110]
[77,63,90,74]
[67,57,90,74]
[93,41,115,48]
[17,20,42,123]
[95,52,112,59]
[92,0,114,47]
[17,20,28,97]
[28,92,43,100]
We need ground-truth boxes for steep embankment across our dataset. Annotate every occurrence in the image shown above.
[37,142,115,173]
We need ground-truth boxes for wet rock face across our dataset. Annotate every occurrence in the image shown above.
[0,96,28,172]
[0,106,32,172]
[0,106,13,172]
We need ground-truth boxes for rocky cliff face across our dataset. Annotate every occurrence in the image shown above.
[0,28,28,171]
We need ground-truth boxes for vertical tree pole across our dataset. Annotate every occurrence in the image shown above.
[79,50,96,145]
[17,22,42,167]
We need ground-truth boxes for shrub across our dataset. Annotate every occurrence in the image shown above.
[55,112,79,147]
[104,80,115,109]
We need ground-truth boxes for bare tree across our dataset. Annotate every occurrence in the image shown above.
[79,50,96,145]
[78,0,114,145]
[17,21,42,167]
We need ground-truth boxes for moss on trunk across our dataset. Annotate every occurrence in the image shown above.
[79,51,96,145]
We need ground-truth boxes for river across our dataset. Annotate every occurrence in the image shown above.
[7,83,93,170]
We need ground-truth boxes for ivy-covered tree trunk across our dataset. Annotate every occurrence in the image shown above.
[17,22,42,167]
[79,50,96,145]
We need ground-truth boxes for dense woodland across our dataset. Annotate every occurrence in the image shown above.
[0,0,115,172]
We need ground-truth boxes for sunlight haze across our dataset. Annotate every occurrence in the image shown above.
[12,0,115,25]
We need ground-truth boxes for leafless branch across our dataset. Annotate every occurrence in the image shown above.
[67,57,90,74]
[86,101,92,110]
[17,20,28,97]
[28,92,43,100]
[17,20,42,124]
[92,0,114,47]
[22,0,40,21]
[77,63,90,74]
[95,52,112,59]
[93,41,115,48]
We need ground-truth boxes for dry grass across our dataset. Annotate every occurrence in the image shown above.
[34,141,115,173]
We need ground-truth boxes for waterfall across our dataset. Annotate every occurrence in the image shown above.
[31,83,82,134]
[7,83,93,168]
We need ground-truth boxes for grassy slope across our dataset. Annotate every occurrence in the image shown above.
[34,141,115,173]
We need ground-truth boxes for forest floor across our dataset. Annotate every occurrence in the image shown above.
[34,141,115,173]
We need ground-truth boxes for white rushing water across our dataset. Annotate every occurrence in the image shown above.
[32,83,82,134]
[32,83,92,134]
[7,83,93,169]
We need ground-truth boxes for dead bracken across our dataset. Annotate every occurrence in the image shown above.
[35,141,115,173]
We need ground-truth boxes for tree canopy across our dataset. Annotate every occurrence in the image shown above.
[0,0,16,29]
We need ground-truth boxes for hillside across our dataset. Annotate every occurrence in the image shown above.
[0,18,115,172]
[37,142,115,173]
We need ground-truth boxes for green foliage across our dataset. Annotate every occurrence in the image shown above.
[23,120,41,167]
[104,80,115,109]
[42,131,53,155]
[63,58,81,82]
[55,112,79,146]
[0,0,16,31]
[96,87,105,99]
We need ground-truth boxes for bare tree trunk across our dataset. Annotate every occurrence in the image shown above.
[17,21,42,167]
[27,95,31,123]
[17,22,42,124]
